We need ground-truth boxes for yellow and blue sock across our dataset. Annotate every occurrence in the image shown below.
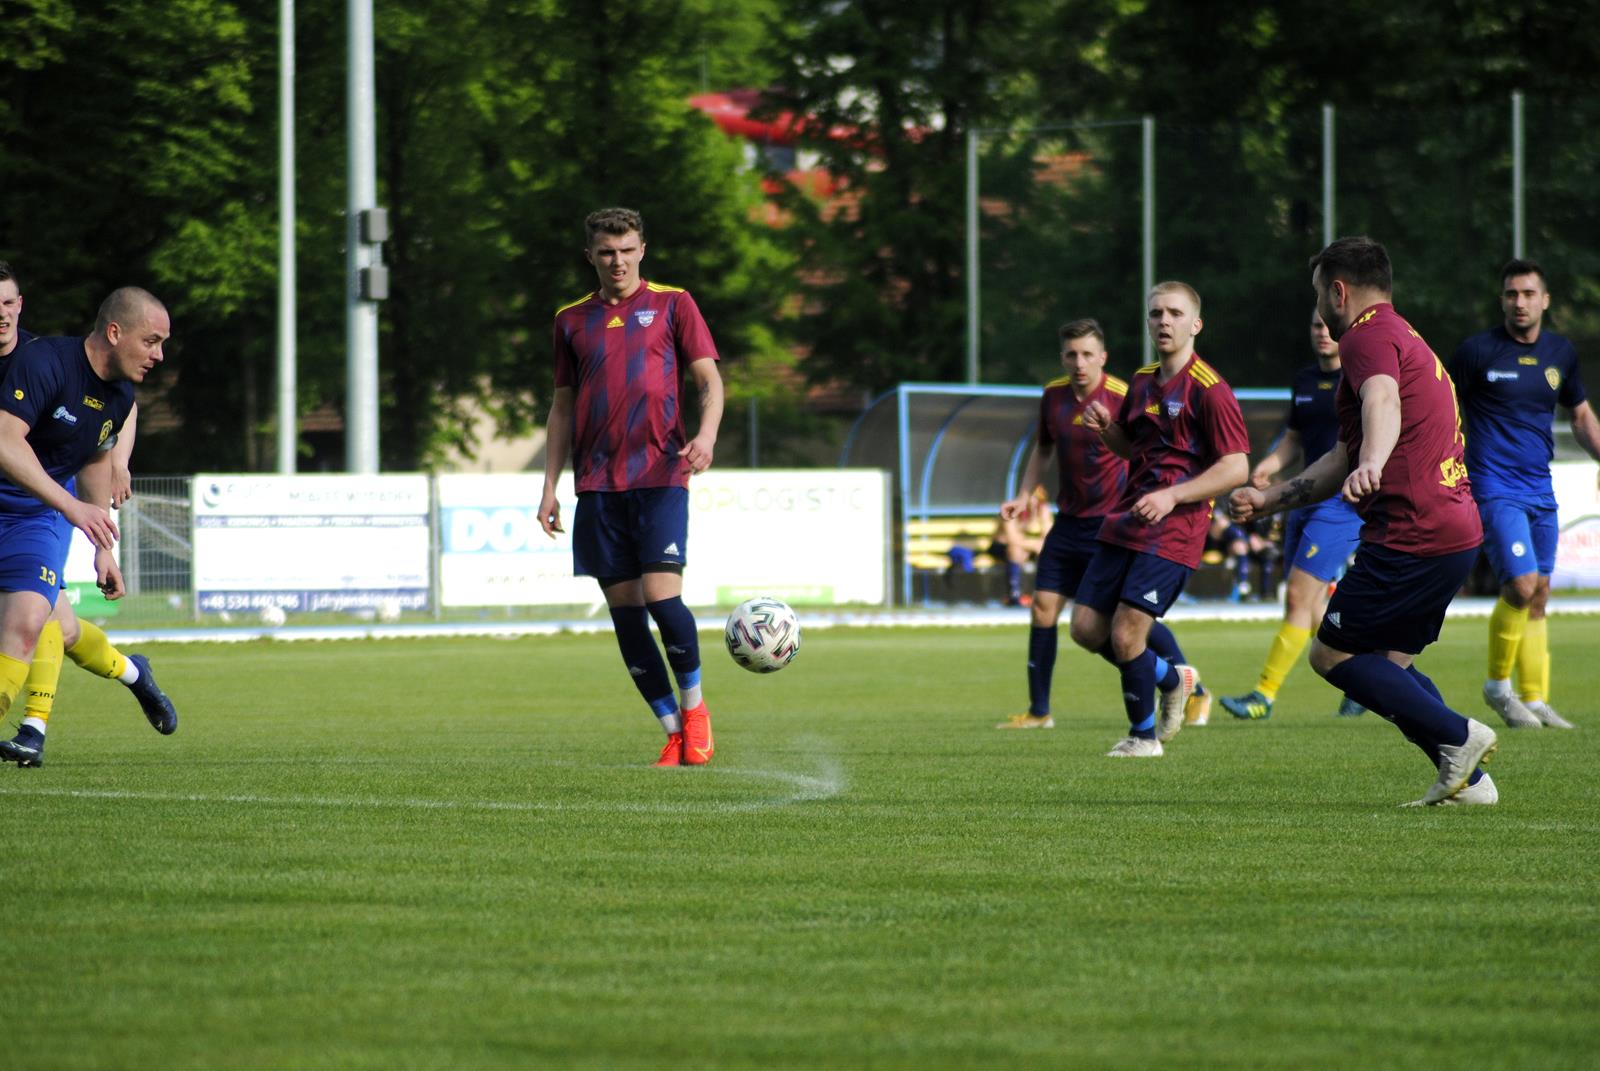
[1487,596,1528,685]
[1027,625,1057,715]
[1516,615,1548,704]
[65,619,131,681]
[22,620,64,736]
[609,606,679,732]
[1256,623,1311,701]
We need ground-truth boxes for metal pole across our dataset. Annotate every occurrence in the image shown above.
[965,126,980,384]
[277,0,297,474]
[1322,103,1335,247]
[748,396,759,468]
[1141,115,1155,365]
[1511,91,1525,258]
[346,0,380,473]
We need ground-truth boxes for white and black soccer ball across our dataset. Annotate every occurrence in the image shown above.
[259,604,287,627]
[725,596,801,673]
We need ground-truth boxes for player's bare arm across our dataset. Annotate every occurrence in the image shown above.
[538,386,574,537]
[678,356,723,475]
[108,402,137,507]
[1250,428,1301,489]
[1569,400,1600,466]
[0,411,118,548]
[1131,452,1248,524]
[1343,374,1400,504]
[1002,443,1051,520]
[73,450,126,597]
[1083,401,1132,458]
[1232,440,1351,522]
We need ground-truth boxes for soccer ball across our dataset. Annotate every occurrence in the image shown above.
[725,597,801,673]
[375,597,402,623]
[259,604,287,627]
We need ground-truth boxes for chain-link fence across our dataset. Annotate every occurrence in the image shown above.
[79,476,193,629]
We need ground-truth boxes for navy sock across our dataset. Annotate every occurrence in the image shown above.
[1027,626,1057,715]
[1006,562,1022,597]
[646,596,703,709]
[1324,655,1469,748]
[1148,623,1199,693]
[1094,638,1117,667]
[610,606,677,720]
[1118,651,1158,737]
[1407,665,1482,784]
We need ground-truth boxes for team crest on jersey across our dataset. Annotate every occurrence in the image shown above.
[97,419,113,446]
[635,309,657,327]
[1165,400,1184,418]
[1546,367,1561,390]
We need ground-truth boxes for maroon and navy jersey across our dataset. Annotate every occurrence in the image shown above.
[553,280,718,493]
[1037,374,1128,517]
[1335,303,1481,556]
[1097,355,1251,568]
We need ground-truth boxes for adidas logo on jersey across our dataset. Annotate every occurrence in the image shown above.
[1142,589,1160,604]
[606,315,624,328]
[663,542,680,556]
[1326,612,1341,628]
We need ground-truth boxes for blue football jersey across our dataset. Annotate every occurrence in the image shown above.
[1450,326,1585,503]
[1284,363,1344,465]
[0,335,135,516]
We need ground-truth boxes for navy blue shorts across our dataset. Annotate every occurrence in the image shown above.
[572,487,689,579]
[1477,497,1557,583]
[1035,516,1104,599]
[1283,498,1362,584]
[1317,543,1478,655]
[1074,542,1192,619]
[0,511,71,601]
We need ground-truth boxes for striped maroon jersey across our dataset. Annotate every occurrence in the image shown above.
[1097,354,1251,568]
[1037,374,1129,518]
[553,280,718,493]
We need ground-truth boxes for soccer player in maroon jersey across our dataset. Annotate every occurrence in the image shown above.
[1073,285,1251,756]
[537,208,726,768]
[996,318,1210,731]
[1230,237,1500,806]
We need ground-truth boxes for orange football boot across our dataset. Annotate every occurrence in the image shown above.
[653,732,685,767]
[682,703,715,765]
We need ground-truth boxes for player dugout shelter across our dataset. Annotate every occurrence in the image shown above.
[840,383,1292,605]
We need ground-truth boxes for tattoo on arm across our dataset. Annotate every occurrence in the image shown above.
[698,381,712,412]
[1279,477,1317,510]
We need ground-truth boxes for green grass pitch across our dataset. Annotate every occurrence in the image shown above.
[4,615,1598,1070]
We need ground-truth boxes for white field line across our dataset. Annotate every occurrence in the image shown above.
[0,761,846,816]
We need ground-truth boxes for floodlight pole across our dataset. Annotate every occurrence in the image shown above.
[345,0,381,473]
[965,126,980,384]
[1321,104,1335,247]
[1141,115,1155,365]
[1511,91,1525,257]
[277,0,297,474]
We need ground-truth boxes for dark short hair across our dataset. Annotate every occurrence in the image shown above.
[1501,258,1547,291]
[1058,318,1105,346]
[585,207,644,247]
[1309,236,1392,294]
[0,261,17,289]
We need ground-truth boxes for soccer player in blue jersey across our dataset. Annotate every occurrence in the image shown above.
[0,288,171,761]
[0,270,173,767]
[996,318,1212,732]
[1451,259,1600,731]
[538,208,726,768]
[1232,237,1498,806]
[1075,286,1252,756]
[1221,309,1366,721]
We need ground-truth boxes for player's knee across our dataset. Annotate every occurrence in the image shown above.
[1502,574,1538,608]
[1308,640,1343,678]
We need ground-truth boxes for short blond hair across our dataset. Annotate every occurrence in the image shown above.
[1148,280,1201,315]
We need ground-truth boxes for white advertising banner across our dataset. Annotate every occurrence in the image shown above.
[1552,460,1600,590]
[192,475,432,614]
[436,470,888,608]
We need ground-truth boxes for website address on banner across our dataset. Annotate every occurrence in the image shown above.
[194,516,429,528]
[197,590,430,613]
